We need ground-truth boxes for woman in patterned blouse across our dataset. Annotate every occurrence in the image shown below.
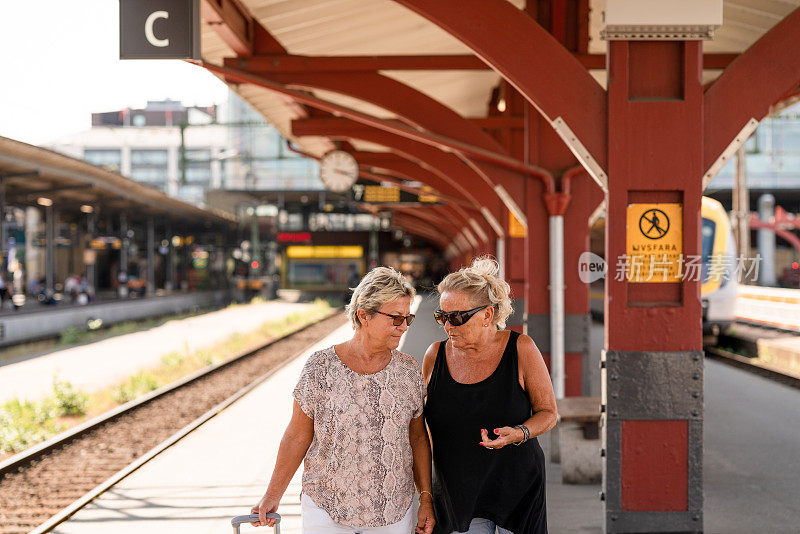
[252,267,435,534]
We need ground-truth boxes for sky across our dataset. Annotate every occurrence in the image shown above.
[0,1,230,146]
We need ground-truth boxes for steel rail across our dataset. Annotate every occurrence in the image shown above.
[26,317,342,534]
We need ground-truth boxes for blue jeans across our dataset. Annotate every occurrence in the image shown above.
[457,518,513,534]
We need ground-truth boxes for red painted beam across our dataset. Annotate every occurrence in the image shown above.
[227,69,510,152]
[233,54,488,71]
[291,117,498,207]
[201,0,288,55]
[352,152,495,246]
[394,205,461,241]
[354,152,486,216]
[288,138,462,208]
[393,0,607,172]
[359,169,475,212]
[245,69,534,206]
[551,0,567,44]
[394,206,457,234]
[291,118,505,238]
[470,117,526,129]
[705,6,800,176]
[197,61,549,185]
[201,0,255,56]
[392,214,452,250]
[225,53,737,72]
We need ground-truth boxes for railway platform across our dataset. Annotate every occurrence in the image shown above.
[46,294,800,533]
[0,299,321,403]
[0,289,232,349]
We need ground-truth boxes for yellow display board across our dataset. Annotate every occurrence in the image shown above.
[625,203,683,282]
[363,185,400,203]
[509,210,526,238]
[286,246,364,259]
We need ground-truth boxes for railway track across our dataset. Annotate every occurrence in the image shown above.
[0,311,347,534]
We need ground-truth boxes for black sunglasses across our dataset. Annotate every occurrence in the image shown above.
[434,305,489,327]
[374,310,415,326]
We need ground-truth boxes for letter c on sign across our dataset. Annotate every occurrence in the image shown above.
[145,11,169,47]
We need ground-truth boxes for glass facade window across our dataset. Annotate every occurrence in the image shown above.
[708,103,800,191]
[224,92,323,191]
[84,149,121,172]
[131,149,168,165]
[131,149,169,189]
[130,167,167,184]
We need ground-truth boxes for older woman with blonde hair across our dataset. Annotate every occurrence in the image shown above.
[423,257,557,534]
[252,267,435,534]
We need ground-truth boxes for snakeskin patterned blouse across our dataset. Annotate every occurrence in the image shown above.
[293,346,426,527]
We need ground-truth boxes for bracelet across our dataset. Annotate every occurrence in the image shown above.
[418,490,433,502]
[512,424,530,446]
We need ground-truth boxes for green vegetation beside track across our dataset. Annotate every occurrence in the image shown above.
[0,299,333,458]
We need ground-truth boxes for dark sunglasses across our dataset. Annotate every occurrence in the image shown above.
[374,310,415,326]
[434,305,489,327]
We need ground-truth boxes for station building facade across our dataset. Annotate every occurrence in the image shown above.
[44,94,320,207]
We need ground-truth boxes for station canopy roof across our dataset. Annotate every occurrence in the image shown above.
[0,136,237,226]
[199,0,800,160]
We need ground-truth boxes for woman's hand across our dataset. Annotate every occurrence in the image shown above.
[251,493,280,527]
[478,427,524,449]
[416,496,436,534]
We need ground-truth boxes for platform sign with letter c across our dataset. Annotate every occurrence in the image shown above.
[119,0,200,59]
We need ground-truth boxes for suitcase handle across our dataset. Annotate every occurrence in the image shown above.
[231,513,281,534]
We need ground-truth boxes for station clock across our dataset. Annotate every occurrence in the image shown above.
[319,150,359,193]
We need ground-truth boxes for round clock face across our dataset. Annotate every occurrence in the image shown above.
[319,150,358,193]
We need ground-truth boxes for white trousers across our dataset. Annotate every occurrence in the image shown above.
[300,494,413,534]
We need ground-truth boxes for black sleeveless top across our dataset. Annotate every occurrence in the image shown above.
[425,331,547,534]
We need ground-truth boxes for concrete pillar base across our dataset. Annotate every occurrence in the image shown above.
[560,422,602,484]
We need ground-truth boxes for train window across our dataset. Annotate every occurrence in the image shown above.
[701,219,716,284]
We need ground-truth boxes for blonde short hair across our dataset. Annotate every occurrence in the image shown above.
[346,267,416,329]
[437,256,513,328]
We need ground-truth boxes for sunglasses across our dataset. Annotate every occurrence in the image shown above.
[434,305,489,327]
[374,310,415,326]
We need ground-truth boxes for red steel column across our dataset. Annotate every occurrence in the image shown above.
[562,171,604,396]
[603,40,704,532]
[525,104,601,396]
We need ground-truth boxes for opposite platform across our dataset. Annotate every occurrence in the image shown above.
[0,299,317,403]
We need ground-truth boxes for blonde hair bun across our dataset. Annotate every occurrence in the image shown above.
[469,256,501,279]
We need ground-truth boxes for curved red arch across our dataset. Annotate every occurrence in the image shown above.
[254,70,528,217]
[392,0,606,171]
[292,117,506,238]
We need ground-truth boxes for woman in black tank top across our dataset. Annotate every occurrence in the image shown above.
[423,258,558,534]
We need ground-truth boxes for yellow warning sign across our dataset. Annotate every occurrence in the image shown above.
[625,203,683,282]
[509,211,526,238]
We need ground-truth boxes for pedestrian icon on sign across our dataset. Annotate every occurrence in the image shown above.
[639,209,670,240]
